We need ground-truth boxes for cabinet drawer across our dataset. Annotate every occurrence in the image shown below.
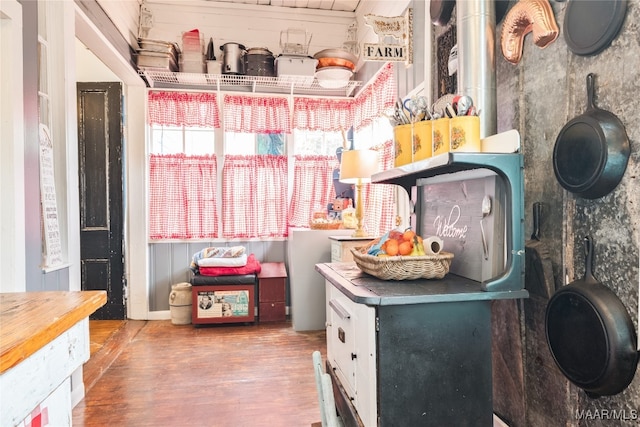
[259,302,286,322]
[330,239,375,262]
[330,241,342,262]
[259,278,285,302]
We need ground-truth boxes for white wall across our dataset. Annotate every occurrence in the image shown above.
[144,0,356,57]
[0,0,26,292]
[97,0,141,47]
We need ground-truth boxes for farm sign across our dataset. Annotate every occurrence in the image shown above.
[362,8,413,65]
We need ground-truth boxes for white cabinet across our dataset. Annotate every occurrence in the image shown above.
[325,282,377,427]
[287,228,353,331]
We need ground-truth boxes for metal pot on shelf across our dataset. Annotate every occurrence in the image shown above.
[244,47,275,77]
[220,42,247,75]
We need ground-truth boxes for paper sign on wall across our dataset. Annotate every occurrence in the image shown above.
[362,8,413,65]
[39,124,63,268]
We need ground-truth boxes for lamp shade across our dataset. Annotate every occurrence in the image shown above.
[339,149,379,184]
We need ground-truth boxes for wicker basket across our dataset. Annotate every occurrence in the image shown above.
[310,221,342,230]
[350,247,454,280]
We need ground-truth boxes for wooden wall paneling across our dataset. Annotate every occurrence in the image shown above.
[96,0,140,46]
[146,2,355,57]
[261,240,286,263]
[169,242,192,301]
[74,1,136,70]
[149,243,171,311]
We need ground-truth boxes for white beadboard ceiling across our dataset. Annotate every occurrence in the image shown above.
[202,0,362,12]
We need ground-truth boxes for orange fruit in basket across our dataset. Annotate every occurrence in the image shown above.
[398,241,413,256]
[385,240,399,256]
[402,229,416,242]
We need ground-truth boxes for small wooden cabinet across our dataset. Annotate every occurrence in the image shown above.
[258,262,287,322]
[329,236,375,262]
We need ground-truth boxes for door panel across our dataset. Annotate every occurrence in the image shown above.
[77,82,125,319]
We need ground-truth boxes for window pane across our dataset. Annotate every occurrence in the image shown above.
[257,133,285,155]
[225,132,255,155]
[185,127,215,155]
[293,129,343,156]
[151,125,183,154]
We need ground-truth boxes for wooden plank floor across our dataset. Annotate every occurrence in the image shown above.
[89,319,126,356]
[73,320,327,427]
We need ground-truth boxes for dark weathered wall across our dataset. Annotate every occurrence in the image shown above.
[493,1,639,425]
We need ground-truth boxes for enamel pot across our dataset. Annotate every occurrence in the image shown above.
[552,73,630,199]
[545,236,638,397]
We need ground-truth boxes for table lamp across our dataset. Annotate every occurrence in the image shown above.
[339,149,379,237]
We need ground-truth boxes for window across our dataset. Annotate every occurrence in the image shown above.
[225,132,285,155]
[149,154,219,240]
[150,125,215,155]
[221,155,288,238]
[293,129,344,156]
[148,64,397,240]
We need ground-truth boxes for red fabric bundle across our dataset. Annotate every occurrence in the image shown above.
[198,253,262,276]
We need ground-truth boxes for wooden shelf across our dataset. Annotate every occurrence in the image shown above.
[139,69,362,97]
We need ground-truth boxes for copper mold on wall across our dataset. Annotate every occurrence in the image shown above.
[500,0,559,64]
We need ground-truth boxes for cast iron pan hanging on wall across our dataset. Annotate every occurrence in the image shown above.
[552,73,630,199]
[564,0,627,56]
[545,236,638,397]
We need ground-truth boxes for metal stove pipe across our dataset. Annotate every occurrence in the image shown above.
[457,0,497,138]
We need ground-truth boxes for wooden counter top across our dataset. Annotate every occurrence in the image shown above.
[0,291,107,373]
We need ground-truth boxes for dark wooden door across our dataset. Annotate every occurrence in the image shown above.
[77,82,125,319]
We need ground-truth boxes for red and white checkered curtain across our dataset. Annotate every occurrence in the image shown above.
[149,154,218,239]
[352,62,396,131]
[148,91,220,127]
[288,155,339,228]
[292,98,354,131]
[222,155,288,238]
[223,95,291,133]
[363,140,396,236]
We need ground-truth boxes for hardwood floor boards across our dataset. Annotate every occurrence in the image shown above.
[73,320,327,427]
[83,320,147,393]
[89,320,126,356]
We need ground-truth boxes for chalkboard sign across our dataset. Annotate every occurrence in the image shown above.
[417,170,506,282]
[39,124,63,268]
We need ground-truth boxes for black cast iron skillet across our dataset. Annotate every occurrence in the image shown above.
[553,73,630,199]
[564,0,627,56]
[545,236,638,397]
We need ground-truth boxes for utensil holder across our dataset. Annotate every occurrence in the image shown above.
[413,120,433,161]
[450,116,481,152]
[394,124,413,167]
[432,118,450,156]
